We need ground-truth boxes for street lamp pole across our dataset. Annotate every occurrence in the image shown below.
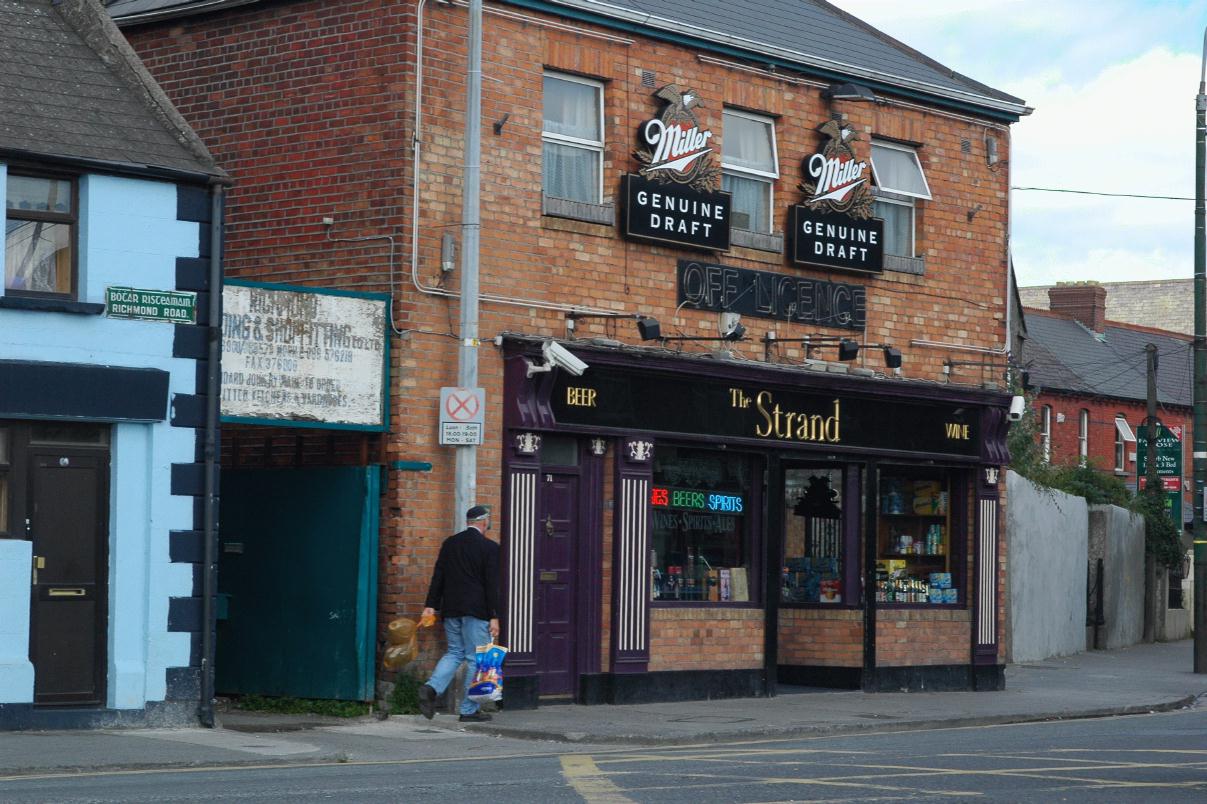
[1194,26,1206,674]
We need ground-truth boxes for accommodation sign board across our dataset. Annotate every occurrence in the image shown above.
[677,260,866,331]
[221,283,387,429]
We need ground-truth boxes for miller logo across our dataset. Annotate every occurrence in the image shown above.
[800,120,874,219]
[635,85,720,192]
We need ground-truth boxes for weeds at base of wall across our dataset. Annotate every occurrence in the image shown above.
[232,694,371,718]
[388,669,423,715]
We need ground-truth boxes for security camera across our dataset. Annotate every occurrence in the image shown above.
[1008,395,1026,422]
[543,341,588,377]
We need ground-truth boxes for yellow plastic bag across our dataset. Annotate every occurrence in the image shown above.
[382,617,418,671]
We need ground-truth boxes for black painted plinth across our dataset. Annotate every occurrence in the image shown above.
[0,701,198,731]
[503,675,540,710]
[863,664,980,692]
[579,669,766,705]
[777,664,862,690]
[972,664,1006,691]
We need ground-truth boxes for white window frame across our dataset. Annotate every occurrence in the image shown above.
[1041,405,1052,464]
[869,140,932,200]
[721,108,778,234]
[541,72,605,205]
[1078,409,1089,466]
[1115,415,1135,471]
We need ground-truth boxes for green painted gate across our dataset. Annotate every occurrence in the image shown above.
[216,466,380,701]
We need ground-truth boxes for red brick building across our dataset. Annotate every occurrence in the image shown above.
[111,0,1030,705]
[1024,283,1193,519]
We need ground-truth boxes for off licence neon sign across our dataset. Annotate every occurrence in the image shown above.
[650,486,744,513]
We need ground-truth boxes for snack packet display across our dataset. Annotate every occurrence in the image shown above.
[466,643,508,703]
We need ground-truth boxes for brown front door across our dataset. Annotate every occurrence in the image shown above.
[27,432,109,706]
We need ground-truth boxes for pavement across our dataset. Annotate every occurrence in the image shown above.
[0,640,1203,778]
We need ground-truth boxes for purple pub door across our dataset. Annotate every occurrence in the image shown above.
[534,472,578,695]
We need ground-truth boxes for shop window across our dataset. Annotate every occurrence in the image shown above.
[782,467,845,604]
[650,445,755,604]
[1041,405,1052,464]
[1078,409,1089,466]
[870,141,930,258]
[542,72,604,205]
[0,428,8,536]
[877,470,963,605]
[5,173,77,298]
[721,109,778,234]
[1115,414,1135,471]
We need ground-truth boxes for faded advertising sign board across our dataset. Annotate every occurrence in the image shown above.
[220,281,389,430]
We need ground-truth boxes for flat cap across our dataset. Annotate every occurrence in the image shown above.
[466,505,489,521]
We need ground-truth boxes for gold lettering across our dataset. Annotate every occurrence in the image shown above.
[945,422,969,440]
[755,390,774,437]
[825,399,841,442]
[566,387,597,407]
[808,414,824,442]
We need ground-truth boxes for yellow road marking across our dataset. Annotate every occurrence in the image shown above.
[559,754,637,804]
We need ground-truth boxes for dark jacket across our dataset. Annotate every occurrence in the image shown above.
[424,526,500,620]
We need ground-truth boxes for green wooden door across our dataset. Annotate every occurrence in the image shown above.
[216,466,380,701]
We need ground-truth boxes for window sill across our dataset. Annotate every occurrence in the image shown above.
[0,295,104,315]
[884,254,925,275]
[729,228,783,254]
[542,194,615,226]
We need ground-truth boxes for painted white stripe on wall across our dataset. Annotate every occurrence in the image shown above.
[978,499,997,645]
[619,478,649,652]
[508,472,536,654]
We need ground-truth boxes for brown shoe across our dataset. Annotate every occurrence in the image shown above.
[418,684,436,720]
[458,712,492,722]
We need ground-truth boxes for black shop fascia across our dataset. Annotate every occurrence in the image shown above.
[621,85,732,252]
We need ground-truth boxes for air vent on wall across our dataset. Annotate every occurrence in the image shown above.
[641,70,656,88]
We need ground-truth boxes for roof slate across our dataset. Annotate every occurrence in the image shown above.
[1024,311,1192,409]
[107,0,1026,116]
[0,0,223,179]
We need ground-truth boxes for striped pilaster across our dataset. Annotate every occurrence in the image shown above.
[611,438,653,672]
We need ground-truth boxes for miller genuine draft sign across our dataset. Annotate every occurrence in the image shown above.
[677,259,866,331]
[622,85,731,251]
[551,365,980,457]
[792,120,884,274]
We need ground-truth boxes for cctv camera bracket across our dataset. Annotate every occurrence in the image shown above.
[525,357,554,378]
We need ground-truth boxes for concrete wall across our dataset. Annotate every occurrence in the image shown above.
[0,170,198,708]
[1006,471,1088,662]
[1087,505,1144,650]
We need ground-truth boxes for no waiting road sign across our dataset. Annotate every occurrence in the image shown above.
[439,387,485,445]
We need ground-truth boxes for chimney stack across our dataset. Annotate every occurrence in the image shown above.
[1048,281,1107,333]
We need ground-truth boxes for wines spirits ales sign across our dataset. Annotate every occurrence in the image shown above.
[792,120,883,274]
[622,85,731,251]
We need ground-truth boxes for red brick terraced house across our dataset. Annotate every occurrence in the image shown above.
[1023,283,1193,522]
[108,0,1031,707]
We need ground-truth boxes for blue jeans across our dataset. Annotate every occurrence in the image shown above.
[425,616,491,715]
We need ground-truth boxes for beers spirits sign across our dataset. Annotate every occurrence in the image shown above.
[792,120,883,274]
[622,85,731,251]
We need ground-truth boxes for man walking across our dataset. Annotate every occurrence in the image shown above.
[418,505,500,722]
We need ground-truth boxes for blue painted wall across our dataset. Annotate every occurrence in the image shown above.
[0,167,200,708]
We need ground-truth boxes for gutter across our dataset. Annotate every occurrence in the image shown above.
[111,0,266,27]
[199,182,224,728]
[507,0,1032,119]
[0,148,230,187]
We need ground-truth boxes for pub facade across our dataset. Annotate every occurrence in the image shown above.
[115,0,1029,707]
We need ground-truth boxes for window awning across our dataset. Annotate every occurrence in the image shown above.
[871,142,932,200]
[1115,416,1136,443]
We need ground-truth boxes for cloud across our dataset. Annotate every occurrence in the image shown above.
[830,1,1206,285]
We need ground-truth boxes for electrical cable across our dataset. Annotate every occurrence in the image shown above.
[1011,186,1193,201]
